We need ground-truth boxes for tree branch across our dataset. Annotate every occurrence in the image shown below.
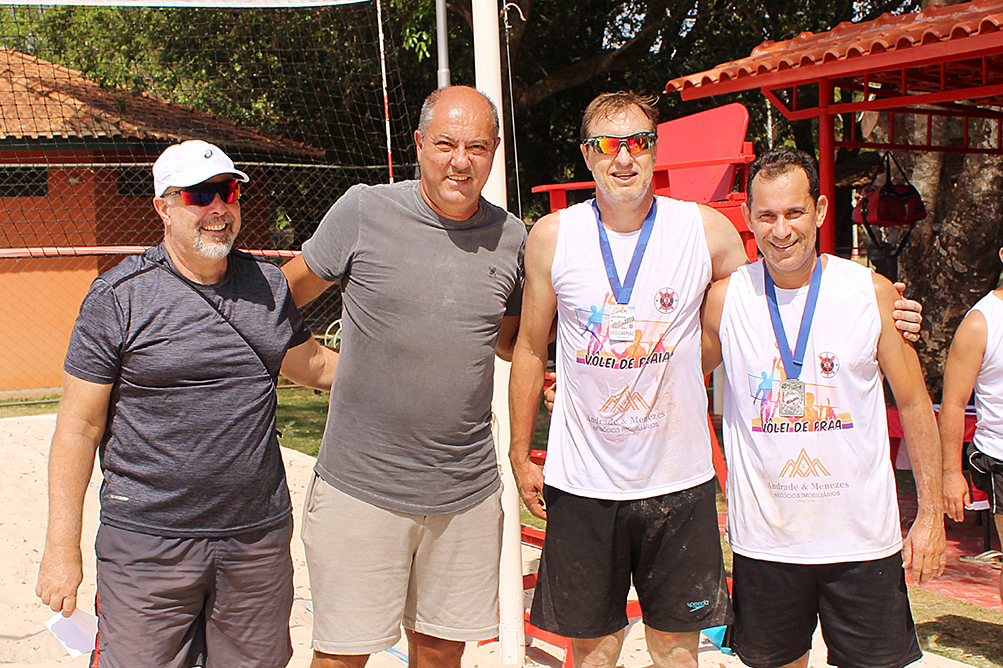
[513,0,681,114]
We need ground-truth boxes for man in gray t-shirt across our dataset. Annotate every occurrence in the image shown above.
[36,140,339,668]
[282,85,525,668]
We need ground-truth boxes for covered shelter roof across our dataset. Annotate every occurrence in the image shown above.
[0,47,323,160]
[665,0,1003,253]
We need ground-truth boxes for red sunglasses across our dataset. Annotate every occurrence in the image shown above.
[164,180,241,206]
[582,132,657,155]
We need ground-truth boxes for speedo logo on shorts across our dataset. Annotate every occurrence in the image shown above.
[687,599,709,612]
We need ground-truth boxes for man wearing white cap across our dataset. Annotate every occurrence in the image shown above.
[36,140,338,668]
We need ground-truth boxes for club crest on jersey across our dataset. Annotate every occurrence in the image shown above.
[818,352,839,378]
[654,287,677,314]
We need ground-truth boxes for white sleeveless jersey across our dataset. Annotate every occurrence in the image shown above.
[970,292,1003,460]
[545,196,714,499]
[718,256,901,563]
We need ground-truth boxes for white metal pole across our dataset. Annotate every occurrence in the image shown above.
[473,0,525,665]
[435,0,450,88]
[375,0,394,181]
[491,358,525,668]
[473,0,508,212]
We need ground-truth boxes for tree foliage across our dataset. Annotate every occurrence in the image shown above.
[391,0,919,218]
[5,0,994,394]
[1,1,920,215]
[0,5,414,163]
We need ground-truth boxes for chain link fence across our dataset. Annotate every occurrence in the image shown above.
[0,2,414,393]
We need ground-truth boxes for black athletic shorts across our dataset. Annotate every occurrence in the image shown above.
[530,478,732,638]
[968,443,1003,514]
[729,552,921,668]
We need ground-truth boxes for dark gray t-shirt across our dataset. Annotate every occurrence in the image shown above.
[302,180,526,514]
[64,244,312,537]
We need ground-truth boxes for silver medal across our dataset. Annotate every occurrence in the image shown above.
[778,378,806,417]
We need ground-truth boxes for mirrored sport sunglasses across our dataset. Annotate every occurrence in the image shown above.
[582,131,657,155]
[164,180,241,206]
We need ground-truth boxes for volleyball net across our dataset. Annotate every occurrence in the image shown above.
[0,0,413,392]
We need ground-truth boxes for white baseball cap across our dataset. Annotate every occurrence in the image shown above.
[152,140,249,197]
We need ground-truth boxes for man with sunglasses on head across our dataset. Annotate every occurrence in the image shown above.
[508,93,924,668]
[36,140,339,668]
[280,85,525,668]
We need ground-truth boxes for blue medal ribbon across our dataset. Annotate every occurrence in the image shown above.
[764,257,822,380]
[592,199,657,305]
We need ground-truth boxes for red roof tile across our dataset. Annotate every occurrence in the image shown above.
[667,0,1003,101]
[0,47,323,159]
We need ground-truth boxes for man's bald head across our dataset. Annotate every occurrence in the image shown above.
[417,86,499,141]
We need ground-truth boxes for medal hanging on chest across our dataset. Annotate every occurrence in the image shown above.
[778,378,806,417]
[593,200,657,339]
[608,304,637,342]
[764,258,822,419]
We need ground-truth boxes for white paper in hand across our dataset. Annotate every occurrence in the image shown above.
[44,608,97,658]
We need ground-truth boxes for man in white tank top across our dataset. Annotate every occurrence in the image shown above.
[509,91,751,668]
[941,278,1003,604]
[702,148,945,668]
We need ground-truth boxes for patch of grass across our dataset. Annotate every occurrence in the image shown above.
[0,394,60,418]
[275,386,329,457]
[911,586,1003,668]
[521,505,547,530]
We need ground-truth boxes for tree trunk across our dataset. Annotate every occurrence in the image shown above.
[898,118,1003,399]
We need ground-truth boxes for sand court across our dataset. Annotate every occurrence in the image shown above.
[0,414,970,668]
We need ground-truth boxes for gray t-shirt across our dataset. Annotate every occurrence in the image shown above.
[64,244,312,537]
[302,180,526,514]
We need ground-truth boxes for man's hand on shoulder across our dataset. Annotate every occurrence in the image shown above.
[892,281,922,343]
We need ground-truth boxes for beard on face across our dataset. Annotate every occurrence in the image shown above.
[192,214,237,261]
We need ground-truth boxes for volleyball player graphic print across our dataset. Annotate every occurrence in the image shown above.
[574,291,676,372]
[748,356,852,434]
